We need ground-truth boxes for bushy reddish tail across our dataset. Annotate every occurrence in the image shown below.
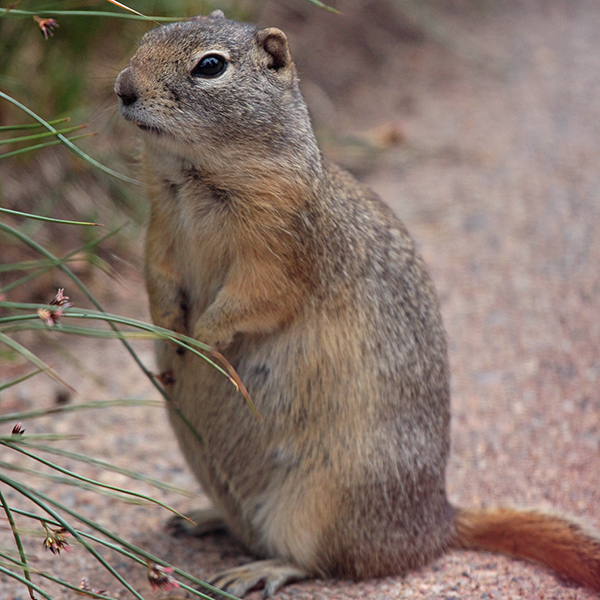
[451,506,600,591]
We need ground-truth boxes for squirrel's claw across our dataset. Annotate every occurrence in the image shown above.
[206,559,308,598]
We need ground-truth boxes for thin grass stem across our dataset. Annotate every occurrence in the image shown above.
[0,331,76,394]
[104,0,147,19]
[0,563,55,600]
[0,549,118,599]
[0,551,118,599]
[0,474,147,600]
[0,91,139,184]
[7,486,241,600]
[0,368,46,392]
[0,207,101,227]
[0,118,69,131]
[0,399,161,424]
[7,511,217,600]
[0,489,35,600]
[0,461,146,504]
[0,124,85,146]
[305,0,341,13]
[20,443,195,497]
[0,132,95,160]
[0,434,82,442]
[0,221,169,405]
[0,8,183,21]
[2,442,192,520]
[0,223,125,295]
[0,304,256,416]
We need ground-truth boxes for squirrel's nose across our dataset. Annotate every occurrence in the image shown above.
[115,68,139,107]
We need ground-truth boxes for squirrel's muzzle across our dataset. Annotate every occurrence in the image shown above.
[115,68,139,108]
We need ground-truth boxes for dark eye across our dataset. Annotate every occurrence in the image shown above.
[192,54,227,78]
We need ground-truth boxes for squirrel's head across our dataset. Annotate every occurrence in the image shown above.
[115,11,316,175]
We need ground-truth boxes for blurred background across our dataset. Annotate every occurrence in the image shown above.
[1,1,599,598]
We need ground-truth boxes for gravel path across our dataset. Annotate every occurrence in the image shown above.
[2,1,599,599]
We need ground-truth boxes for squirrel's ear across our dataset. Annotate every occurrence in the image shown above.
[256,28,292,71]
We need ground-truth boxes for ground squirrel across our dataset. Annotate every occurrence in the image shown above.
[115,11,600,598]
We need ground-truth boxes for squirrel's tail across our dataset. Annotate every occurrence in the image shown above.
[450,506,600,591]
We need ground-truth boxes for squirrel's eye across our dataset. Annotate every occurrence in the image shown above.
[192,54,227,78]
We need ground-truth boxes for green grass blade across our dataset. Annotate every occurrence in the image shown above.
[0,461,147,504]
[0,222,125,295]
[0,132,95,160]
[0,124,85,146]
[0,306,259,424]
[0,258,65,273]
[305,0,341,13]
[0,91,140,184]
[8,486,241,600]
[0,308,261,445]
[0,474,147,600]
[2,321,163,341]
[0,8,184,21]
[0,304,253,408]
[0,331,75,394]
[0,221,167,404]
[0,118,69,131]
[0,315,249,410]
[0,549,118,600]
[3,311,259,418]
[10,509,218,600]
[0,434,82,442]
[0,255,114,277]
[19,443,196,497]
[0,367,46,391]
[0,552,118,599]
[0,399,162,424]
[0,564,54,600]
[0,207,101,226]
[0,489,35,600]
[3,442,192,520]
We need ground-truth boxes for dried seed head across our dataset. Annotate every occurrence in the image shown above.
[79,578,108,596]
[147,562,180,591]
[37,308,55,326]
[38,289,73,326]
[33,15,59,40]
[49,288,72,308]
[42,526,71,555]
[12,422,25,435]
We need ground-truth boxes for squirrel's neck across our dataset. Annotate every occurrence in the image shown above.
[143,126,325,208]
[141,123,328,261]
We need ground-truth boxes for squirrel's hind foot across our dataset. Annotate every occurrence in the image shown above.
[207,559,309,598]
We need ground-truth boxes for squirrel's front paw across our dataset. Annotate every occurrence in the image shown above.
[193,320,233,352]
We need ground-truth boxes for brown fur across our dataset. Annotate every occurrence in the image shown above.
[115,11,600,597]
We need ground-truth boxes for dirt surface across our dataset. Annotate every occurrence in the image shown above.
[2,1,600,599]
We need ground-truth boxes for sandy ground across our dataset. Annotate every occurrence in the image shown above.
[1,0,600,599]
